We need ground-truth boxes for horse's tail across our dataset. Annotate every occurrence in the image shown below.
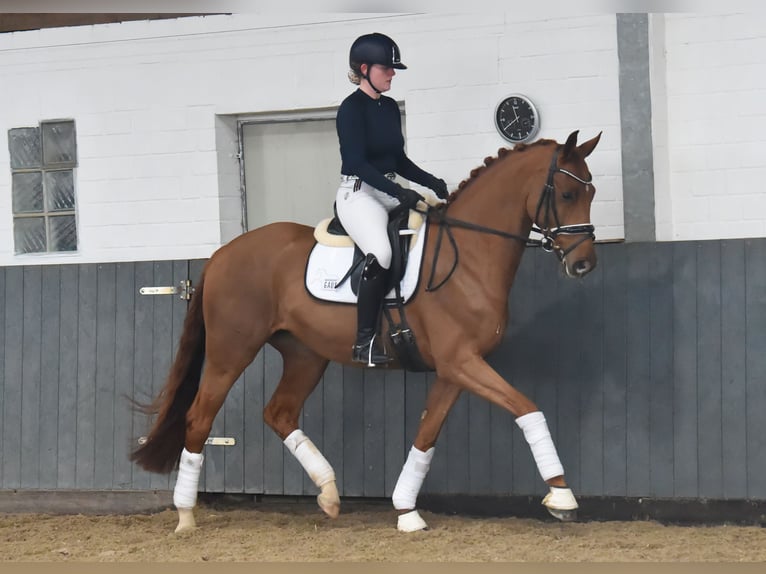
[130,270,207,474]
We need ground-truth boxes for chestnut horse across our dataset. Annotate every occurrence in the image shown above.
[131,130,602,533]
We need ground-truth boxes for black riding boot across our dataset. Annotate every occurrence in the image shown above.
[352,254,392,367]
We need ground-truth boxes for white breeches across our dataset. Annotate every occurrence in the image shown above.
[335,176,400,270]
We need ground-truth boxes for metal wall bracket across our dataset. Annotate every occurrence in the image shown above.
[139,279,194,301]
[138,436,236,447]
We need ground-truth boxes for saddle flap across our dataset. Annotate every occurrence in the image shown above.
[305,218,430,306]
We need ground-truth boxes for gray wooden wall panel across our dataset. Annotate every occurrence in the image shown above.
[648,243,674,498]
[76,264,97,489]
[600,245,628,496]
[745,239,766,499]
[95,264,117,489]
[21,267,42,488]
[625,244,651,496]
[114,262,136,489]
[57,265,78,488]
[40,266,61,490]
[697,241,723,499]
[577,257,605,497]
[3,267,23,489]
[720,240,747,499]
[672,243,699,497]
[2,239,766,505]
[363,368,386,497]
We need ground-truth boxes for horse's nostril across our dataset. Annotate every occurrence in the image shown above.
[574,260,591,275]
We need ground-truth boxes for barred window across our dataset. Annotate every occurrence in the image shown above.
[8,120,78,254]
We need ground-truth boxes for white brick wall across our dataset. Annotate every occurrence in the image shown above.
[658,13,766,240]
[8,12,737,266]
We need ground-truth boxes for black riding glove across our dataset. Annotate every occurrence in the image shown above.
[397,187,426,210]
[427,176,449,200]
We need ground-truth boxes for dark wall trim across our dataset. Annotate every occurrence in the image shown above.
[617,13,656,242]
[0,14,222,34]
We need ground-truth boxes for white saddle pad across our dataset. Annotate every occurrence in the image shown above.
[305,220,428,304]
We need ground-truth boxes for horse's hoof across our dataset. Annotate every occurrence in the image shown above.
[317,494,340,518]
[317,481,340,518]
[397,510,429,532]
[542,486,579,522]
[546,508,578,522]
[175,507,197,533]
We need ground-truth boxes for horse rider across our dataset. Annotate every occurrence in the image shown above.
[335,32,450,366]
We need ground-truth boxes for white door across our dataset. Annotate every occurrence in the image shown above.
[242,117,340,231]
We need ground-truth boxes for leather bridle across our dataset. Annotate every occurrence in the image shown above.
[424,147,595,291]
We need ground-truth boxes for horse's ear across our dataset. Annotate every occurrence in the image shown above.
[576,131,602,159]
[561,130,579,161]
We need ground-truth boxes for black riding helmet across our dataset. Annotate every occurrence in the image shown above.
[349,32,407,74]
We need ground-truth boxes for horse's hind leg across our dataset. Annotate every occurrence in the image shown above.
[392,376,463,532]
[263,332,339,518]
[174,336,265,533]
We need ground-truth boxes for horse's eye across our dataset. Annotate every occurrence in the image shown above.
[562,191,573,200]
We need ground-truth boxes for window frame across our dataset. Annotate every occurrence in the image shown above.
[9,119,78,255]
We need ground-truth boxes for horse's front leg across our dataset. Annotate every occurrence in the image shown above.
[443,353,578,522]
[451,356,578,521]
[392,376,462,532]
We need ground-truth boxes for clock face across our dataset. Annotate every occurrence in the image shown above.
[494,95,540,143]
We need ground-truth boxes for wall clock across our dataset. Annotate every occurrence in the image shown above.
[494,94,540,143]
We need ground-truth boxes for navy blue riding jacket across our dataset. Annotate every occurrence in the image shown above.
[336,89,434,198]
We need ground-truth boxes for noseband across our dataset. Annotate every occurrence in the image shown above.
[532,149,595,261]
[424,147,595,291]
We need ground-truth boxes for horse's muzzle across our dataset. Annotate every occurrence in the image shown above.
[564,255,597,278]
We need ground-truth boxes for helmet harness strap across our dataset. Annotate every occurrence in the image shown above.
[362,63,383,95]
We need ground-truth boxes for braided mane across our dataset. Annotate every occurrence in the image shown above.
[445,138,557,205]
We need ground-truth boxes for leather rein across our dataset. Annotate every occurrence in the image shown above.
[423,148,595,291]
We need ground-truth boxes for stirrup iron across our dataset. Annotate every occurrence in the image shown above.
[352,334,391,367]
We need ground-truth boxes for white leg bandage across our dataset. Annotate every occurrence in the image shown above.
[516,411,565,481]
[283,430,335,488]
[392,445,435,510]
[173,448,204,509]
